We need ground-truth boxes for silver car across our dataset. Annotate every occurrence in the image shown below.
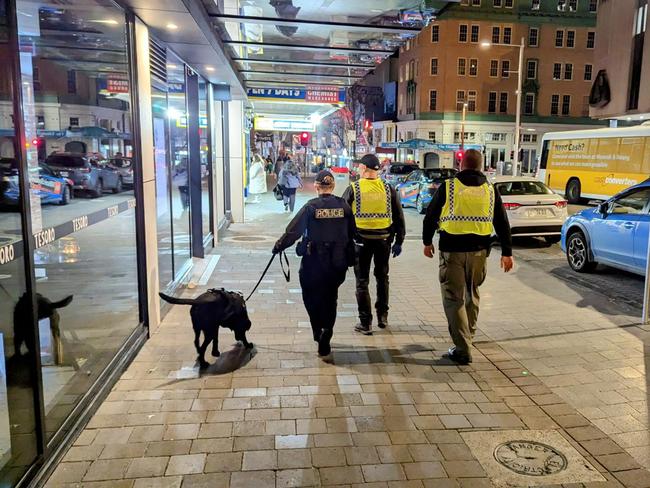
[108,157,134,187]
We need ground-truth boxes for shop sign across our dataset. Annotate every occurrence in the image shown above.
[247,88,304,101]
[254,117,315,132]
[248,87,345,104]
[306,86,340,103]
[107,78,129,94]
[255,131,273,143]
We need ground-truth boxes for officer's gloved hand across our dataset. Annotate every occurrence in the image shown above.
[391,243,402,258]
[272,244,281,255]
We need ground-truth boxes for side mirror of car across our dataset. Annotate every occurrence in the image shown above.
[598,202,609,216]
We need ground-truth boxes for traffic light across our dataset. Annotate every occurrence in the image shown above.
[455,150,464,163]
[299,132,311,147]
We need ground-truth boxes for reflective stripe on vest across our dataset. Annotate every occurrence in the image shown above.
[351,179,392,230]
[439,178,495,236]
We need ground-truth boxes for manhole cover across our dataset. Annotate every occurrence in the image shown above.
[494,440,567,476]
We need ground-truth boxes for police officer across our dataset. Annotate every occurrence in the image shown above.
[273,170,356,357]
[423,149,514,365]
[343,154,405,335]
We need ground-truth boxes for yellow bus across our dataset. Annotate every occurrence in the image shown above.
[538,124,650,203]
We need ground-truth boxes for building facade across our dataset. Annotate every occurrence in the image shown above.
[376,0,605,172]
[589,0,649,121]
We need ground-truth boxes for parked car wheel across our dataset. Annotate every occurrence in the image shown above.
[566,230,597,272]
[544,235,561,244]
[565,178,582,204]
[60,185,71,205]
[112,177,123,194]
[416,195,426,214]
[92,179,103,198]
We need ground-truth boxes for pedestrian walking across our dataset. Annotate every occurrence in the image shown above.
[248,152,267,203]
[278,158,302,212]
[423,149,514,365]
[273,170,356,357]
[342,153,405,335]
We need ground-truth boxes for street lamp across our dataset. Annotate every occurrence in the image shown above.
[461,102,468,150]
[481,37,525,176]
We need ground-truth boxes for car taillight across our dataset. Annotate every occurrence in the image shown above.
[555,200,568,209]
[503,202,521,210]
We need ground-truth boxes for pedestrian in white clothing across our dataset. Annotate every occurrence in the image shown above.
[249,153,267,203]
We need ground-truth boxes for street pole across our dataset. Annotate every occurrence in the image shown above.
[461,103,467,151]
[513,37,525,176]
[644,234,650,324]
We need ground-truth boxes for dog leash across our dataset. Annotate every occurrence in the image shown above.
[245,251,290,302]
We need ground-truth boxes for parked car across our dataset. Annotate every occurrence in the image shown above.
[397,168,457,214]
[1,159,72,206]
[107,156,133,187]
[380,162,418,187]
[492,176,568,243]
[45,153,123,197]
[562,182,650,275]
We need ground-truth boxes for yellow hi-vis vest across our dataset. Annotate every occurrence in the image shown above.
[439,178,495,236]
[351,178,392,230]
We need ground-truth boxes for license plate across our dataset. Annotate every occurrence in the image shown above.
[527,208,549,217]
[59,171,69,177]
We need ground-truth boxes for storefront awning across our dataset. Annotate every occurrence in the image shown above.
[381,139,483,151]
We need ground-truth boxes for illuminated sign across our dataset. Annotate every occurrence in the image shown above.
[247,87,345,104]
[107,79,129,94]
[254,117,315,132]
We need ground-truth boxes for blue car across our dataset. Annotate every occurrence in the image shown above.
[397,168,457,214]
[561,181,650,275]
[1,160,72,206]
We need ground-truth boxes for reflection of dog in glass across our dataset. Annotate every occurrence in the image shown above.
[14,293,73,365]
[159,289,253,369]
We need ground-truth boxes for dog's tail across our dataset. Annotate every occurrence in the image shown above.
[51,295,73,309]
[159,292,198,306]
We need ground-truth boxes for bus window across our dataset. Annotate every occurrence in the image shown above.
[539,141,549,170]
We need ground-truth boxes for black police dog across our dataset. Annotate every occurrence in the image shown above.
[14,293,73,364]
[159,289,253,369]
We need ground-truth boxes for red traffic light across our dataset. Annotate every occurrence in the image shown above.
[31,138,39,146]
[299,132,311,147]
[455,150,464,161]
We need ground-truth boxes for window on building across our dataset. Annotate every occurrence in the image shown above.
[33,66,41,91]
[551,94,560,115]
[467,90,477,111]
[558,0,567,11]
[494,0,502,6]
[490,59,499,77]
[69,117,79,127]
[499,92,508,113]
[527,60,538,79]
[456,90,466,111]
[429,90,438,110]
[553,63,562,79]
[428,131,437,141]
[36,115,45,128]
[432,24,440,42]
[471,25,480,42]
[562,94,571,115]
[488,92,497,113]
[584,63,593,81]
[431,58,439,75]
[505,0,514,7]
[469,58,478,76]
[629,4,647,109]
[532,0,541,9]
[492,26,501,44]
[459,24,468,42]
[587,31,596,48]
[486,132,507,141]
[555,30,564,47]
[67,69,77,94]
[501,60,510,78]
[524,93,535,115]
[458,58,467,75]
[568,0,578,11]
[589,0,597,12]
[566,30,575,47]
[503,26,512,44]
[564,63,573,80]
[529,27,539,46]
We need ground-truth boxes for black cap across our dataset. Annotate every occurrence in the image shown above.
[315,170,335,186]
[360,153,380,170]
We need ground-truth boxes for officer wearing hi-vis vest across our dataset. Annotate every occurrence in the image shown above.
[423,149,514,365]
[342,154,405,335]
[274,170,356,358]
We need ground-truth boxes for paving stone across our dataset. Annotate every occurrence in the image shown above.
[180,472,230,487]
[126,457,169,478]
[84,459,131,481]
[203,452,243,472]
[276,468,320,488]
[403,461,447,480]
[242,450,278,470]
[146,440,192,457]
[165,454,206,476]
[362,463,406,482]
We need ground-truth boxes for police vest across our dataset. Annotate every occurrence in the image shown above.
[306,195,350,244]
[439,178,495,236]
[351,179,392,230]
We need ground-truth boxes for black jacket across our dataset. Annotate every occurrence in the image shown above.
[422,170,513,257]
[342,180,406,245]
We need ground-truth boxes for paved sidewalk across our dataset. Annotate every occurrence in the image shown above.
[46,189,650,487]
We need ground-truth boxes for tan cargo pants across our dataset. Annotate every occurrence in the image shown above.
[439,250,488,359]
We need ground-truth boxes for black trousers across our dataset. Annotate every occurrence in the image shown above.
[354,238,391,325]
[299,255,347,344]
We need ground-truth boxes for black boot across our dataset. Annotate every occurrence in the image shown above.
[354,323,372,335]
[378,313,388,329]
[318,329,333,356]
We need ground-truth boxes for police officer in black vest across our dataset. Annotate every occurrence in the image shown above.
[273,170,356,357]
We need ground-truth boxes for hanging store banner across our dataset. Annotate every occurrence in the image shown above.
[107,78,129,94]
[305,86,341,103]
[247,87,345,104]
[254,117,315,132]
